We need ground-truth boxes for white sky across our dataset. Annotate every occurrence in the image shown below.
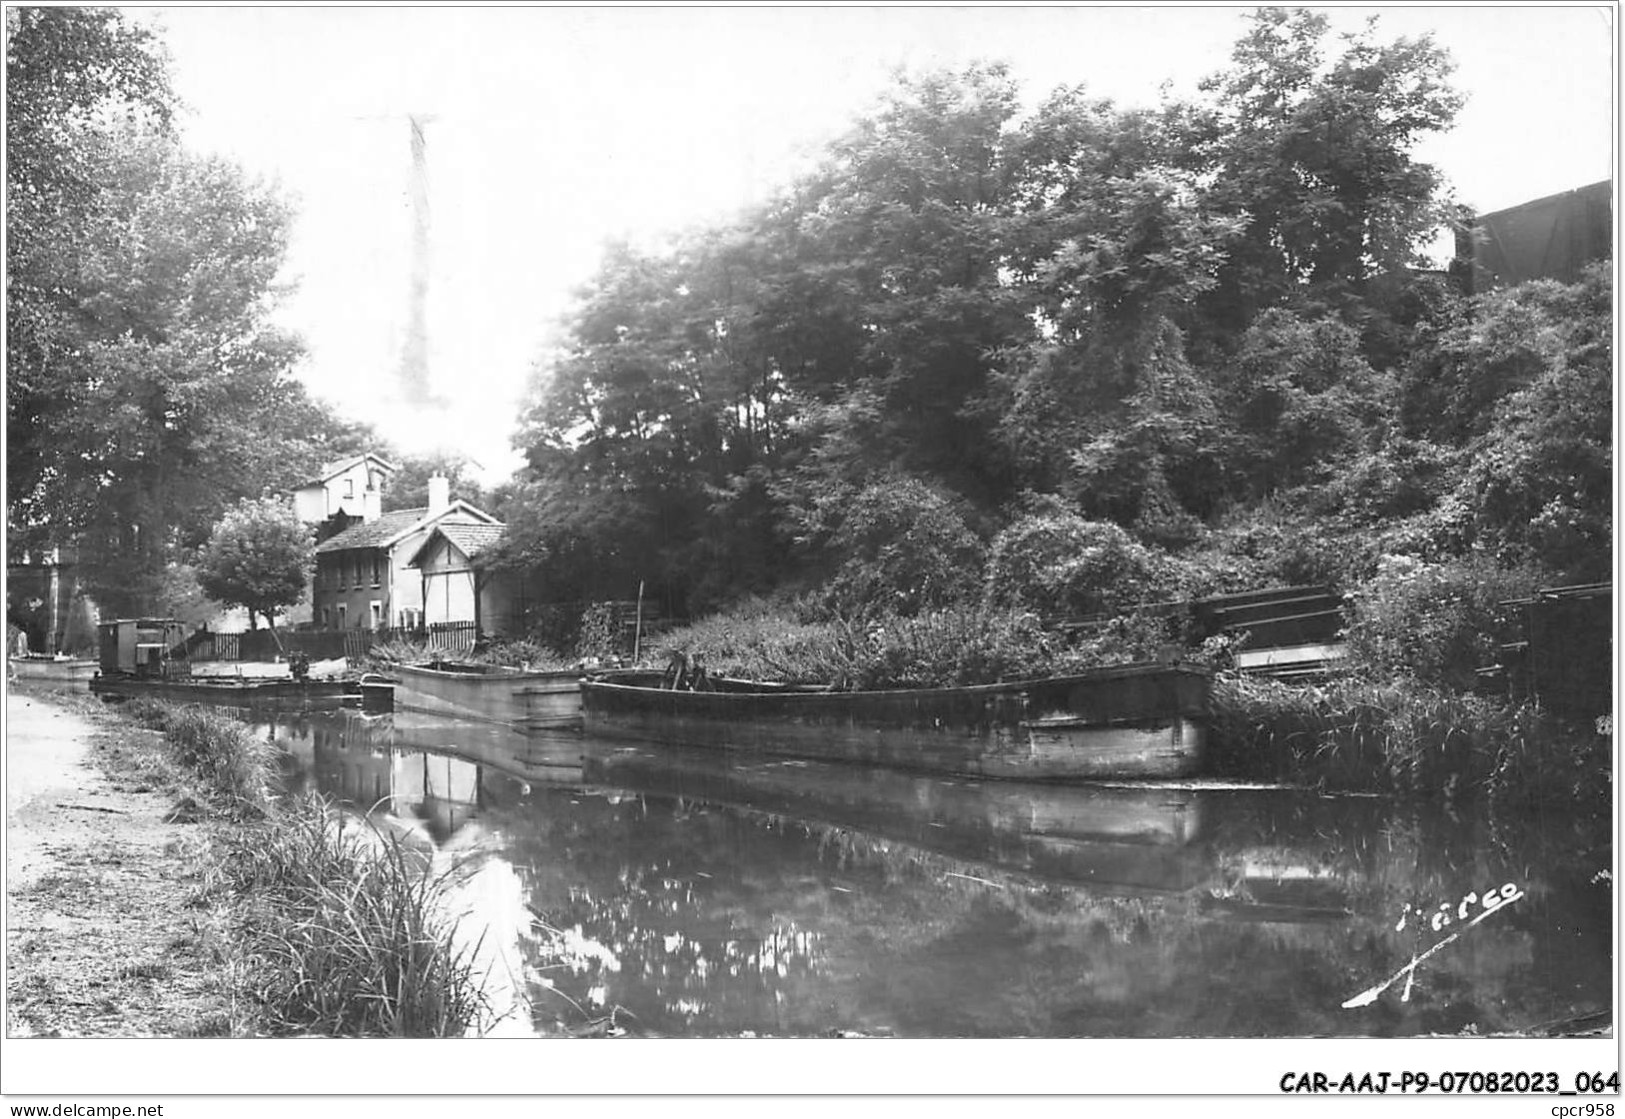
[139,4,1616,485]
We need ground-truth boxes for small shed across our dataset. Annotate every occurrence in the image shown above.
[407,523,518,636]
[97,618,189,677]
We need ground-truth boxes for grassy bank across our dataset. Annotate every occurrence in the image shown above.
[114,698,491,1036]
[1209,672,1610,809]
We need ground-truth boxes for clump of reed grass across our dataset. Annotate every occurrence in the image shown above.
[218,793,490,1037]
[1209,671,1610,809]
[122,701,275,815]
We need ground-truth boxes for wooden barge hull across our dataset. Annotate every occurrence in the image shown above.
[580,663,1211,781]
[11,658,98,687]
[89,675,364,710]
[393,663,584,730]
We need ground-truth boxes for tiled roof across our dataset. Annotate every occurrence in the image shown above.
[316,501,503,555]
[317,508,429,553]
[435,522,506,559]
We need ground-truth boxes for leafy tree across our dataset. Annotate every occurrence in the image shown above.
[196,498,315,630]
[767,63,1034,512]
[6,16,365,614]
[1217,309,1395,498]
[6,7,173,559]
[1182,7,1462,347]
[1456,267,1612,581]
[988,91,1239,534]
[501,25,1494,627]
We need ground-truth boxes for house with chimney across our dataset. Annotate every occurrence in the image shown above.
[300,463,503,632]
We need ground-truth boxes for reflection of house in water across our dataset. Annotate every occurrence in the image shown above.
[302,715,484,842]
[393,750,482,843]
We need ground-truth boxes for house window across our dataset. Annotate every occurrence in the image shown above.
[344,478,354,498]
[354,554,364,589]
[337,604,347,629]
[320,607,331,630]
[371,554,381,586]
[370,601,383,630]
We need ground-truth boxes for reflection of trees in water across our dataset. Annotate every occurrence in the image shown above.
[490,787,1609,1037]
[255,715,1612,1037]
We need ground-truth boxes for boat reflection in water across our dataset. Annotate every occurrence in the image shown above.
[256,710,1613,1039]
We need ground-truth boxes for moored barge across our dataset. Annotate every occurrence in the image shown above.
[581,661,1211,781]
[393,661,586,730]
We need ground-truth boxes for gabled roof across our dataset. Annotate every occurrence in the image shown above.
[316,500,502,554]
[407,522,507,569]
[298,452,397,490]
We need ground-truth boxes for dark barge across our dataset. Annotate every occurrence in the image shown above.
[581,661,1212,782]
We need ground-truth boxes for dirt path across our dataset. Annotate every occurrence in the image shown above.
[5,688,231,1037]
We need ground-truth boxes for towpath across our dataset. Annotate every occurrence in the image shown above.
[5,688,230,1036]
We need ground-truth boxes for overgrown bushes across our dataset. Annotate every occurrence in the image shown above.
[1341,554,1540,690]
[651,598,1183,690]
[1209,672,1609,809]
[985,505,1178,619]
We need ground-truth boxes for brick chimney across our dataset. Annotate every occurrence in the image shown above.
[427,472,450,515]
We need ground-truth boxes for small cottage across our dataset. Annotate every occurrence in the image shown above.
[407,521,521,637]
[309,474,501,631]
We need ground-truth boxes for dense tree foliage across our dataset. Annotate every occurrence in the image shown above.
[502,6,1594,633]
[6,9,370,615]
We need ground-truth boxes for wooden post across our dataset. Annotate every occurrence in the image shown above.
[634,579,646,664]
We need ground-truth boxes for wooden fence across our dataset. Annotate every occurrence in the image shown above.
[188,621,480,663]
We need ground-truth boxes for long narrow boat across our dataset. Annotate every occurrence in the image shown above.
[393,661,587,731]
[581,661,1212,781]
[88,673,382,710]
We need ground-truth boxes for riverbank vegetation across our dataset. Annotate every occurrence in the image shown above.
[490,11,1607,630]
[1209,674,1607,809]
[115,698,490,1035]
[7,11,1607,802]
[478,10,1607,803]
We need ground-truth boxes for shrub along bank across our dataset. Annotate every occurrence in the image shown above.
[1209,672,1609,811]
[116,700,490,1036]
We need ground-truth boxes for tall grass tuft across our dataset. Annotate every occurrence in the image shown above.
[1209,671,1610,809]
[122,701,276,815]
[220,793,490,1037]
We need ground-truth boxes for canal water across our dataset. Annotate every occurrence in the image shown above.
[250,708,1613,1039]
